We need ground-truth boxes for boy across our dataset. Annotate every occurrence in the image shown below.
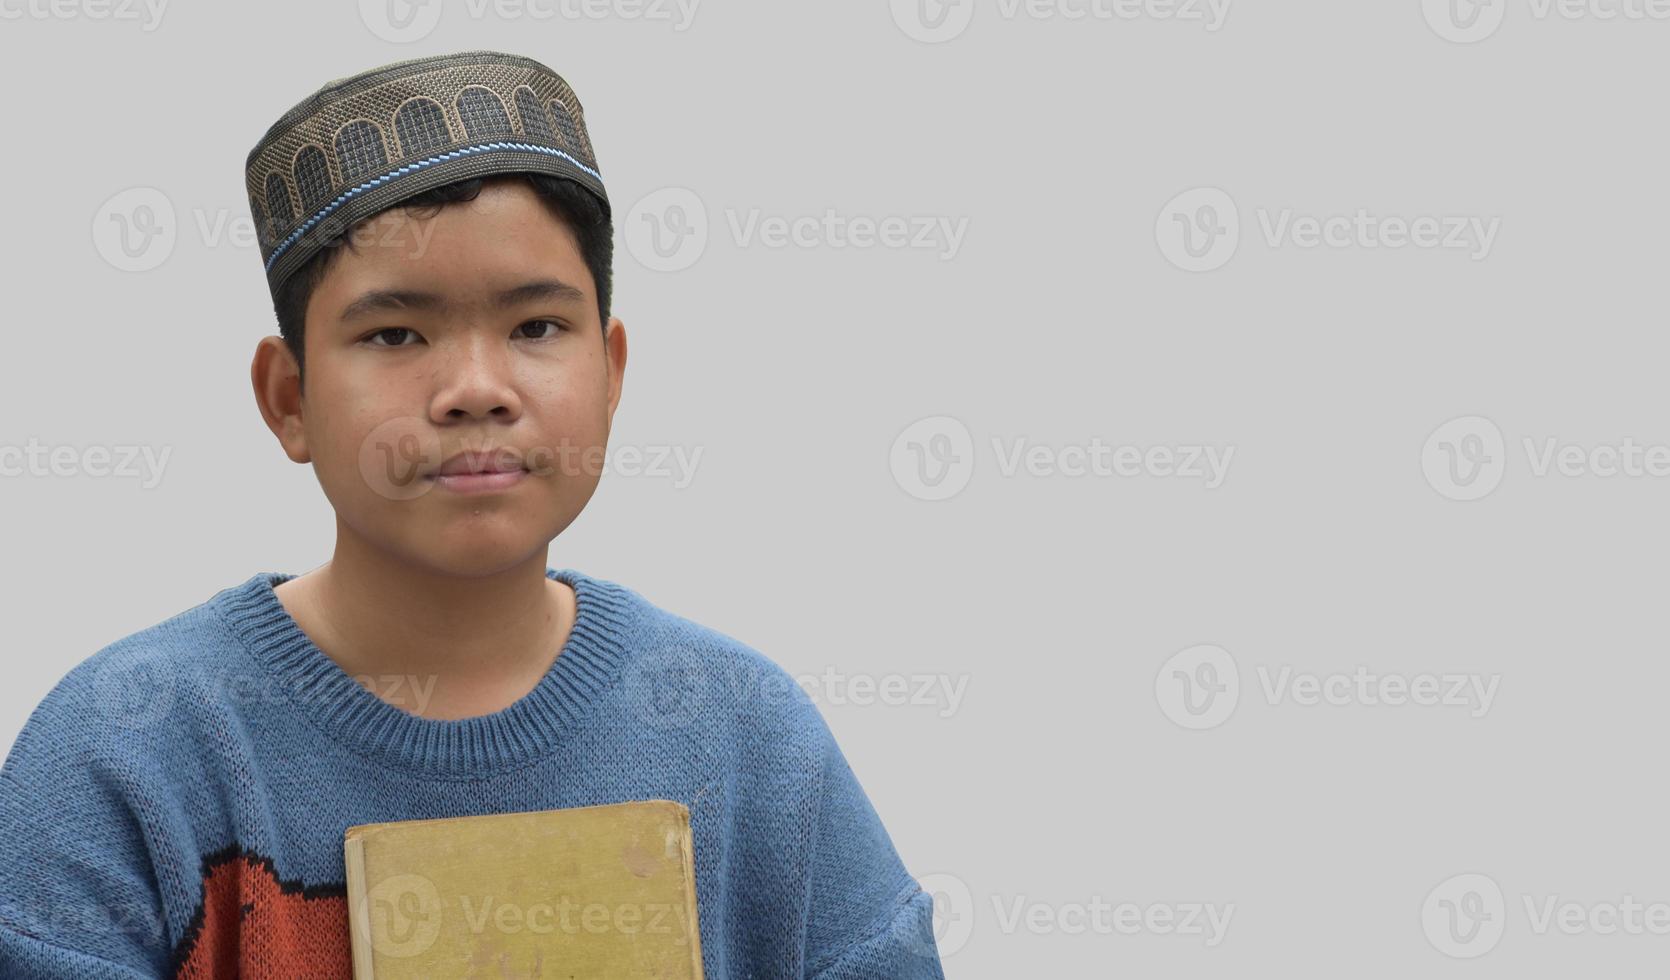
[0,50,944,978]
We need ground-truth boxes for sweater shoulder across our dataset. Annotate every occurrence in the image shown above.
[629,588,802,681]
[613,583,828,736]
[6,580,252,766]
[637,597,790,674]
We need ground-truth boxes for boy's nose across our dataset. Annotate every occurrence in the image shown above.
[433,339,522,422]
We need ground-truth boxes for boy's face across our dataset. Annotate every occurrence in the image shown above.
[255,178,626,577]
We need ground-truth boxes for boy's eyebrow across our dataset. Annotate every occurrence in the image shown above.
[337,279,587,323]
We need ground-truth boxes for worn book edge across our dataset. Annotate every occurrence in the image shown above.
[343,831,374,978]
[341,799,704,979]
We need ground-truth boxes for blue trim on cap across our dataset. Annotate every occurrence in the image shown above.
[264,141,604,273]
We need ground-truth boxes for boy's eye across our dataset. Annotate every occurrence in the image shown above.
[364,327,419,348]
[360,321,562,348]
[516,319,564,340]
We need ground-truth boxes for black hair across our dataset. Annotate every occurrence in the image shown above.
[273,172,614,388]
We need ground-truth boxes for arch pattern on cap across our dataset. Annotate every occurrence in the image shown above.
[263,173,294,244]
[457,86,514,140]
[514,86,554,145]
[246,52,610,292]
[394,97,453,157]
[334,120,390,185]
[293,146,333,214]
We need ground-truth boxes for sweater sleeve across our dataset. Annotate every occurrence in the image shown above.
[801,711,946,980]
[0,658,173,977]
[0,926,156,980]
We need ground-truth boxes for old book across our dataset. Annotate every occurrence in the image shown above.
[343,799,704,979]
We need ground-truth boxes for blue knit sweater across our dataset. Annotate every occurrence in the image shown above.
[0,568,944,978]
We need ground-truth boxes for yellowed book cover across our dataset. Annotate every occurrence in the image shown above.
[343,799,704,979]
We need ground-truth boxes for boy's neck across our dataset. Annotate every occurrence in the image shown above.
[272,534,575,721]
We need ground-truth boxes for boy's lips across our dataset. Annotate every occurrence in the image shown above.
[428,448,531,493]
[434,448,527,477]
[431,468,529,494]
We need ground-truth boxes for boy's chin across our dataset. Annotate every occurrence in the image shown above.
[400,540,553,579]
[356,512,561,579]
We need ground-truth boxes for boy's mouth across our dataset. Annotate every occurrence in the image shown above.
[428,449,531,494]
[434,448,527,477]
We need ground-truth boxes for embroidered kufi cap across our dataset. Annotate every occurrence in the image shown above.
[244,50,609,301]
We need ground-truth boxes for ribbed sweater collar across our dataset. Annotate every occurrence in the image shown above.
[212,567,641,778]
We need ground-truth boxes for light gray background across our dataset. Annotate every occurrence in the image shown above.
[1,0,1663,975]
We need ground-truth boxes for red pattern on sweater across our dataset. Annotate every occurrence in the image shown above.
[174,851,351,978]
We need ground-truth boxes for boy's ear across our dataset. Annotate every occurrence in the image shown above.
[604,316,628,427]
[251,335,312,465]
